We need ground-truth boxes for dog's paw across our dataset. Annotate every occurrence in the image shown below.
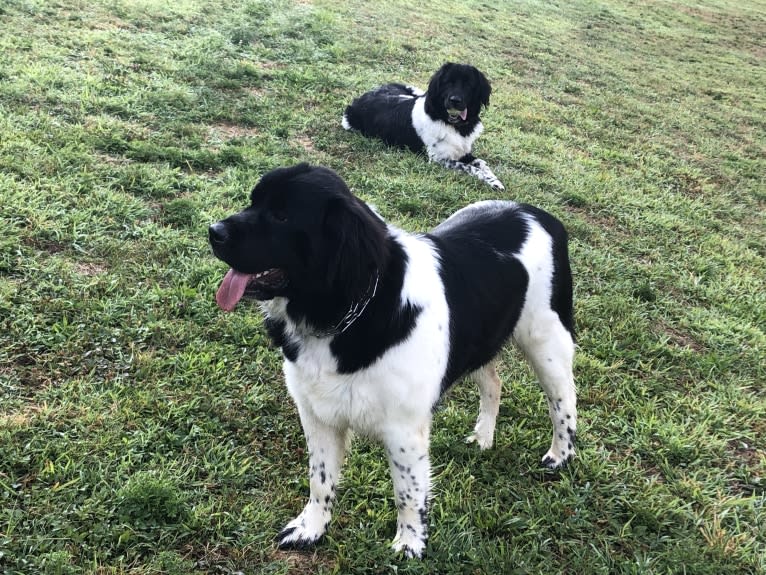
[470,159,505,190]
[465,432,493,450]
[542,425,576,470]
[392,529,427,559]
[541,448,574,470]
[276,507,330,550]
[465,418,495,450]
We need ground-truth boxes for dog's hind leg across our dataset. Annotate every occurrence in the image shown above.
[382,422,432,558]
[277,405,348,549]
[514,312,576,469]
[466,361,502,450]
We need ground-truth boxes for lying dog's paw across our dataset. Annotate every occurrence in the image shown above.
[392,522,427,558]
[470,159,505,190]
[276,506,330,550]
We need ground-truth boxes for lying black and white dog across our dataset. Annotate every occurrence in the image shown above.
[342,63,505,190]
[209,164,575,558]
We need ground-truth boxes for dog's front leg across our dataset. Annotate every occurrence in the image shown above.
[383,423,431,558]
[438,156,505,190]
[277,406,348,549]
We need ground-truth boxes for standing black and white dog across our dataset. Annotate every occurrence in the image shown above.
[209,164,575,558]
[342,63,505,190]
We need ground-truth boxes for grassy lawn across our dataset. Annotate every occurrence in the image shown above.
[1,0,764,573]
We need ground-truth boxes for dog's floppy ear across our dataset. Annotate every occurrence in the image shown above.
[476,69,492,108]
[427,62,451,97]
[323,196,388,301]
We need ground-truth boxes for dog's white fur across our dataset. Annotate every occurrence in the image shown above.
[411,97,483,165]
[263,202,576,557]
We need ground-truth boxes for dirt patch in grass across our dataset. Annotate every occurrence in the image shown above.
[74,262,107,276]
[86,14,133,32]
[257,60,287,71]
[245,87,269,98]
[563,204,631,244]
[207,123,260,142]
[726,439,763,467]
[95,152,133,166]
[23,237,67,254]
[669,172,706,198]
[655,320,705,352]
[2,362,54,391]
[0,403,42,429]
[294,135,316,154]
[267,549,337,574]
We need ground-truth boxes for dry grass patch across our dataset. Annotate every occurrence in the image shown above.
[207,122,260,144]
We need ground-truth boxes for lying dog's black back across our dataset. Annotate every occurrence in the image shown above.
[343,83,424,153]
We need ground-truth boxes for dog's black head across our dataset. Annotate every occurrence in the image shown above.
[424,62,491,127]
[209,164,389,314]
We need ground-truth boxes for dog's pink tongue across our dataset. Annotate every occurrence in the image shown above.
[460,108,468,121]
[216,269,251,312]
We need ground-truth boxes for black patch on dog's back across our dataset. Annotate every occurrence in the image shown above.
[344,84,423,153]
[430,205,531,390]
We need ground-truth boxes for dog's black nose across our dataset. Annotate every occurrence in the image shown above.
[208,222,228,246]
[448,95,464,108]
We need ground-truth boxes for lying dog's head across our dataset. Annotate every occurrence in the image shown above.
[424,62,491,126]
[209,164,388,313]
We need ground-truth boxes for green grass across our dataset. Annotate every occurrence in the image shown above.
[1,0,764,573]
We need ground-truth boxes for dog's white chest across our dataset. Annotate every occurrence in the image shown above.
[283,315,448,435]
[283,345,387,432]
[281,232,451,437]
[411,97,482,161]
